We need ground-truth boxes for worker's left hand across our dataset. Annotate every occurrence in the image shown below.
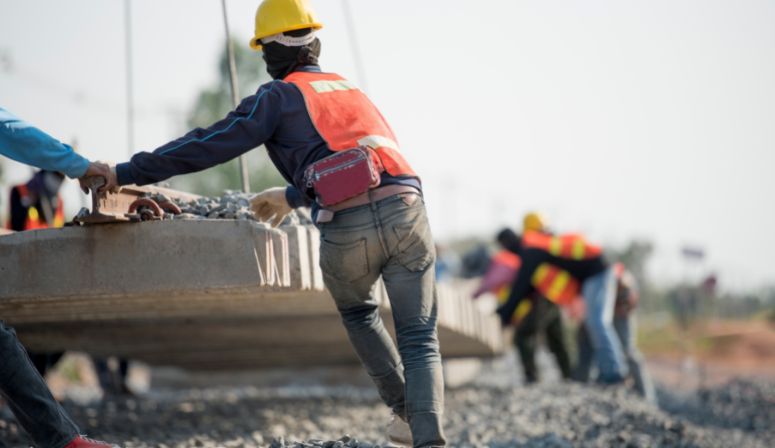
[100,165,120,194]
[250,187,292,227]
[78,161,113,194]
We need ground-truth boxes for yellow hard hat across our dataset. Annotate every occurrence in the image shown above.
[523,212,548,233]
[249,0,324,51]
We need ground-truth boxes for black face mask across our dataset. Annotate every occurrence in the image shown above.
[262,37,321,79]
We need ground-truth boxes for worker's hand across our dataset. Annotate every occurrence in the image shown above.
[495,306,512,327]
[250,187,292,227]
[101,165,120,194]
[78,161,113,194]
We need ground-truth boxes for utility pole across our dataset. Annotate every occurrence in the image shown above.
[124,0,135,158]
[341,0,369,92]
[221,0,250,193]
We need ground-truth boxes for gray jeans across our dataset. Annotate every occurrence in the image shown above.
[318,193,445,448]
[0,321,80,448]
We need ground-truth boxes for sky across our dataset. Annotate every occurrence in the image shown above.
[1,0,774,292]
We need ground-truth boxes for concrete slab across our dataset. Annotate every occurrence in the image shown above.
[0,220,502,369]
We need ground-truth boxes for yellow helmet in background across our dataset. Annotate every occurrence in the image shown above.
[249,0,324,51]
[523,212,548,234]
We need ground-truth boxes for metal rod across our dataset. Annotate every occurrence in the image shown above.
[341,0,369,92]
[124,0,135,158]
[221,0,250,193]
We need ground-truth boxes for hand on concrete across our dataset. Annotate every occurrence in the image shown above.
[78,161,113,194]
[100,164,121,194]
[250,187,292,227]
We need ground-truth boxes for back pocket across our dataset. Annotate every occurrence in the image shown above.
[319,237,370,282]
[392,220,435,272]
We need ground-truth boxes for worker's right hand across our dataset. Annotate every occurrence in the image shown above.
[250,187,292,227]
[78,161,114,194]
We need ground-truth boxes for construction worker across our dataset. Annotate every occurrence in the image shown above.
[100,1,444,445]
[574,263,656,403]
[496,227,629,383]
[0,106,118,447]
[506,213,573,382]
[478,226,572,384]
[8,170,66,232]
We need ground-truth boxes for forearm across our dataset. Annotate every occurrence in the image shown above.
[115,89,279,186]
[0,113,89,178]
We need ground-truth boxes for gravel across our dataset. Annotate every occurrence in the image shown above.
[158,191,312,225]
[1,360,772,448]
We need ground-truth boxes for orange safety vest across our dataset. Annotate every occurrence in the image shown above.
[521,231,597,306]
[522,231,602,260]
[284,71,417,178]
[531,263,581,306]
[8,184,65,230]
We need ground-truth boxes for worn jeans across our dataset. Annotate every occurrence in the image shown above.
[318,193,445,448]
[575,316,656,402]
[0,321,79,448]
[581,267,628,382]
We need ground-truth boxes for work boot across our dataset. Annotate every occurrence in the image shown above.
[64,435,121,448]
[386,412,413,446]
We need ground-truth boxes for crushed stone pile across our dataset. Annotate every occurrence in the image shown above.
[139,191,312,225]
[0,372,772,448]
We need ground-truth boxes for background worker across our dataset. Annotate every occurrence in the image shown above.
[99,1,445,446]
[7,169,68,386]
[496,228,629,384]
[0,106,118,448]
[514,213,572,382]
[473,227,572,384]
[575,263,656,403]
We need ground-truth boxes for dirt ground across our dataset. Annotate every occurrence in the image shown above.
[640,319,775,387]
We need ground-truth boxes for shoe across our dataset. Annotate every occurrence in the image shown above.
[64,435,120,448]
[386,412,413,446]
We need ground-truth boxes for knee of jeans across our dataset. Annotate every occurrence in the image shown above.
[339,304,381,332]
[395,320,440,367]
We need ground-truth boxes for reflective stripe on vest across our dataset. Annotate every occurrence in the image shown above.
[494,285,533,324]
[14,185,65,230]
[531,263,580,305]
[284,71,417,178]
[522,231,602,260]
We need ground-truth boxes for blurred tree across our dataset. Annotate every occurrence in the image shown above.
[609,240,653,287]
[169,37,285,196]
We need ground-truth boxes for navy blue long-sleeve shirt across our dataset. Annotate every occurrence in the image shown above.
[116,66,420,207]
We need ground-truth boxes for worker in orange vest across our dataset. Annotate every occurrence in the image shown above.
[496,226,629,383]
[101,1,443,445]
[473,225,572,383]
[7,170,66,232]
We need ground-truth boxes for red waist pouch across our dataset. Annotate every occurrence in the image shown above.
[304,147,382,207]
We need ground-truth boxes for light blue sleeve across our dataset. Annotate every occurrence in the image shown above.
[0,106,90,178]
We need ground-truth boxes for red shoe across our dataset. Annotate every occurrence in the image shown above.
[64,435,120,448]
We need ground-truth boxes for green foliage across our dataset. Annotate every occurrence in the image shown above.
[171,37,285,196]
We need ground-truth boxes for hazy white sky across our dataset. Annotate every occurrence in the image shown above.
[1,0,774,291]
